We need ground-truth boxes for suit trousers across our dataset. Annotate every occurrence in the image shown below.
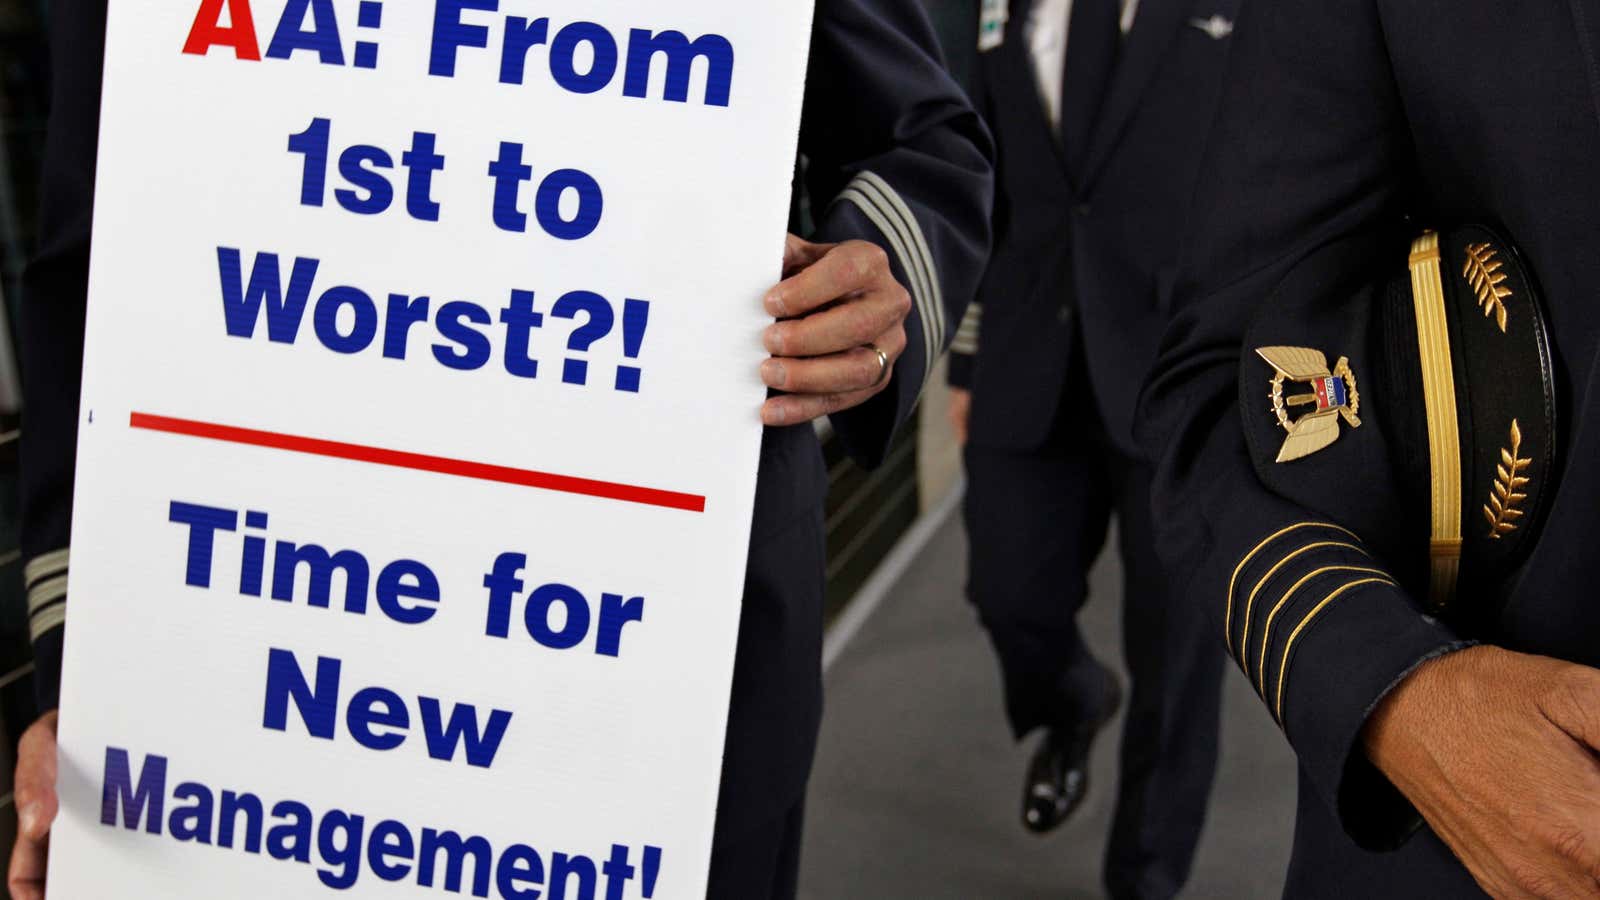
[963,391,1225,900]
[707,800,807,900]
[706,439,829,899]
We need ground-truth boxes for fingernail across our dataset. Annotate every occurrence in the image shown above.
[761,360,787,388]
[766,292,787,317]
[19,804,36,835]
[765,402,788,426]
[764,327,783,354]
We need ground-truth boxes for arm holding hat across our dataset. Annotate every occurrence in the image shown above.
[1138,0,1600,893]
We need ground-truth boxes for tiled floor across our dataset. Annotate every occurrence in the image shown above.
[801,510,1298,899]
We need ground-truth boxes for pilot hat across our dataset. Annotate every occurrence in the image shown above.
[1239,224,1558,629]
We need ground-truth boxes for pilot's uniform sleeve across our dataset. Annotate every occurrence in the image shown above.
[1136,0,1469,850]
[801,0,995,465]
[946,296,981,389]
[16,0,107,713]
[946,6,995,394]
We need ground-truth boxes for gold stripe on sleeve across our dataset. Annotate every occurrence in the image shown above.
[1274,577,1398,723]
[1225,522,1360,652]
[1237,541,1367,664]
[1253,565,1391,696]
[22,548,69,587]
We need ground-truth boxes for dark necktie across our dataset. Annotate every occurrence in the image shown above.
[1059,0,1121,178]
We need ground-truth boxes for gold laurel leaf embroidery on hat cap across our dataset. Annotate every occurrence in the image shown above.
[1483,418,1532,539]
[1463,242,1513,333]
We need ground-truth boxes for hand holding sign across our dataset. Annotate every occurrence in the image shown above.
[46,0,819,894]
[8,711,57,900]
[759,235,911,425]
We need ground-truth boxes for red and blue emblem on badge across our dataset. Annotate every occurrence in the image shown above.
[1256,346,1363,463]
[1313,375,1348,411]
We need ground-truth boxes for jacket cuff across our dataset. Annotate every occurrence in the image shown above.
[1332,637,1476,850]
[811,174,942,468]
[24,549,69,712]
[1223,523,1463,851]
[946,301,979,389]
[1272,578,1465,850]
[31,624,63,713]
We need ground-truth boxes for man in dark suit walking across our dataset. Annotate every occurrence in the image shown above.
[947,0,1239,895]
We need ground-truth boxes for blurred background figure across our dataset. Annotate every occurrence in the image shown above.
[789,12,1295,892]
[946,0,1241,895]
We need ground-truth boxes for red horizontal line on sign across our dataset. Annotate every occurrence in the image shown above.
[128,412,707,513]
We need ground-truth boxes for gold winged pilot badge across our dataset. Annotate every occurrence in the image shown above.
[1256,346,1362,463]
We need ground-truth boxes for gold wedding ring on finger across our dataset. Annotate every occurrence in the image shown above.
[864,342,890,387]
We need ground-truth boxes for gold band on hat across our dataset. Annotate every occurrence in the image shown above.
[1407,232,1463,609]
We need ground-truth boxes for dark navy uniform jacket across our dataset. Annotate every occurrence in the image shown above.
[19,0,992,835]
[1139,0,1600,894]
[949,0,1243,454]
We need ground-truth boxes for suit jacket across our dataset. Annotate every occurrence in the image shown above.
[1139,0,1600,894]
[18,0,992,829]
[949,0,1242,454]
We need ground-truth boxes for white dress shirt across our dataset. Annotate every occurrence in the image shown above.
[1025,0,1140,128]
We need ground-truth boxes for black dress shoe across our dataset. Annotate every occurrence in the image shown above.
[1021,677,1122,834]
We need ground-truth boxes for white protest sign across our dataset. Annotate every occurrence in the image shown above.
[48,1,814,896]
